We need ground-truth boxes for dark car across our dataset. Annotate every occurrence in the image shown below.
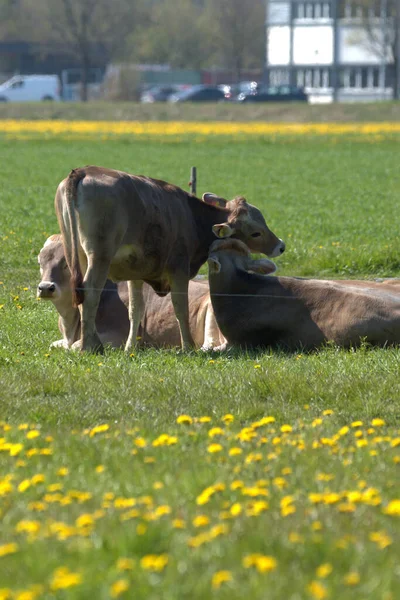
[140,85,183,103]
[168,85,226,103]
[237,85,308,103]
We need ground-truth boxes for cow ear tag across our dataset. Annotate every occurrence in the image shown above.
[202,193,227,208]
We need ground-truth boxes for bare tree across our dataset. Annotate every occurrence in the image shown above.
[40,0,137,101]
[351,0,400,99]
[210,0,265,81]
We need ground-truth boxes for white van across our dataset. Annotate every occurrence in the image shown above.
[0,75,61,102]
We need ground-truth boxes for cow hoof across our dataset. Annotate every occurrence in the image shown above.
[70,340,82,351]
[212,342,229,352]
[200,344,214,352]
[50,339,69,350]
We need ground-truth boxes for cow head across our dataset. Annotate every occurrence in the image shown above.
[37,234,71,302]
[208,239,277,277]
[202,193,285,258]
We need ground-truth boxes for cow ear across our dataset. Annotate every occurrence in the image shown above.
[247,258,276,275]
[202,192,227,208]
[208,256,221,274]
[212,223,235,238]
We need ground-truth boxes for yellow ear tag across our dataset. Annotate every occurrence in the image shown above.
[218,228,225,238]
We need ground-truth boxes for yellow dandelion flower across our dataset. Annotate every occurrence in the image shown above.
[211,570,232,589]
[172,518,185,529]
[343,572,360,585]
[280,424,292,433]
[383,499,400,516]
[140,553,168,571]
[110,579,129,598]
[49,567,82,590]
[198,416,212,423]
[371,418,385,427]
[0,543,18,557]
[243,554,277,573]
[116,558,135,571]
[208,427,224,437]
[193,515,210,527]
[176,415,193,425]
[307,580,328,599]
[208,443,223,453]
[222,414,234,423]
[229,447,243,456]
[316,563,333,578]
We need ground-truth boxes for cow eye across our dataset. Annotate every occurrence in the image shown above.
[251,232,261,238]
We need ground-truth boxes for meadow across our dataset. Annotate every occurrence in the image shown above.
[0,118,400,599]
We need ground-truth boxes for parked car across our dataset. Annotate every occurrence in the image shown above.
[237,85,308,103]
[218,81,259,100]
[0,75,61,102]
[140,85,184,103]
[168,85,226,103]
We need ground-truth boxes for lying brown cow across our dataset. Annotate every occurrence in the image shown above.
[55,166,284,352]
[37,235,224,350]
[207,238,400,351]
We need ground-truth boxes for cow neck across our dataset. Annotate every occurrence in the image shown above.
[189,195,229,242]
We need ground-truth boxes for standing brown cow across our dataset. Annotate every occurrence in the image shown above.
[55,166,284,352]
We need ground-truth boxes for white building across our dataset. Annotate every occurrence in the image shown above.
[266,0,395,102]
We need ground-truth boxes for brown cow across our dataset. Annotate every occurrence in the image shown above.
[55,166,284,352]
[38,234,225,350]
[207,238,400,351]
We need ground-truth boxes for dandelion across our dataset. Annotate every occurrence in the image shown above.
[49,567,82,590]
[116,558,135,571]
[176,415,193,425]
[281,424,292,433]
[193,515,210,527]
[140,554,168,571]
[208,443,223,453]
[222,414,234,423]
[371,418,385,427]
[110,579,129,598]
[243,554,277,573]
[316,563,333,578]
[211,570,232,589]
[382,499,400,516]
[0,543,18,557]
[89,424,109,436]
[208,427,224,437]
[343,572,360,585]
[308,580,328,599]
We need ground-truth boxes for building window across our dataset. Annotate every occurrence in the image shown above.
[270,70,290,86]
[322,2,330,18]
[305,3,313,18]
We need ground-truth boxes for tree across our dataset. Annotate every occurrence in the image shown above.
[208,0,265,81]
[128,0,213,69]
[39,0,138,101]
[350,0,400,99]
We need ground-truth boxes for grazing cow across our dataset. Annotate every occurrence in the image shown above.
[207,238,400,351]
[55,166,284,352]
[38,235,225,350]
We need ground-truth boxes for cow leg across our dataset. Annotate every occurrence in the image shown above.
[80,259,109,353]
[125,280,144,352]
[201,303,223,351]
[170,277,195,350]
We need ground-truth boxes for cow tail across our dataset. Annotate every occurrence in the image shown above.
[64,169,85,307]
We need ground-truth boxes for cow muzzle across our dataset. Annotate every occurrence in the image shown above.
[269,239,285,258]
[37,281,57,299]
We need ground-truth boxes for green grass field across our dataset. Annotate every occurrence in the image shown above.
[0,127,400,599]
